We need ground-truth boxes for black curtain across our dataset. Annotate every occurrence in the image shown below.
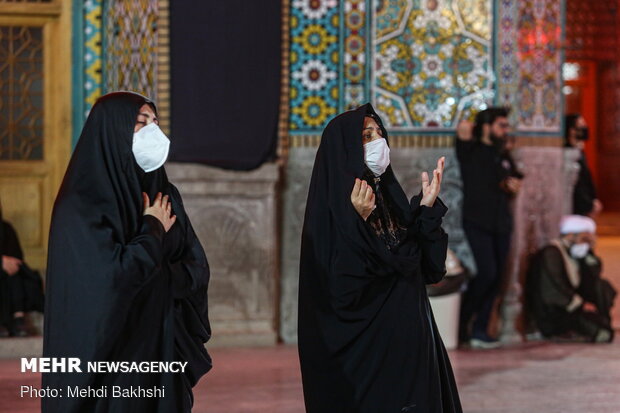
[169,1,281,170]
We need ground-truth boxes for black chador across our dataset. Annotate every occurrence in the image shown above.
[42,92,211,413]
[298,104,462,412]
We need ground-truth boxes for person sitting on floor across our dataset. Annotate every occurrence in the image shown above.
[0,200,44,337]
[525,215,616,343]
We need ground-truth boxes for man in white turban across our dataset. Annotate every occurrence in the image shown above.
[525,215,616,343]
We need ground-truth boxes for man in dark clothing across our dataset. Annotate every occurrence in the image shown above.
[455,108,523,349]
[565,114,602,217]
[526,215,615,343]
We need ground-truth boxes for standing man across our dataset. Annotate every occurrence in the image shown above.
[565,114,602,217]
[455,108,523,349]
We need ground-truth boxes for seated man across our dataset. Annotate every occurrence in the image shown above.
[526,215,616,343]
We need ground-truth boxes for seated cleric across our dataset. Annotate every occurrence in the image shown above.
[526,215,616,343]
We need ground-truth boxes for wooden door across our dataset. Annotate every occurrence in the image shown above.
[0,0,71,270]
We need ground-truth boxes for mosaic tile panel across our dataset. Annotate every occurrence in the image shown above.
[372,0,494,130]
[496,0,562,132]
[289,0,340,131]
[83,0,103,118]
[104,0,159,100]
[343,0,368,110]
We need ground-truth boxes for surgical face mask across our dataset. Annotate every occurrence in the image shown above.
[570,243,590,259]
[577,127,589,141]
[364,138,390,177]
[132,122,170,172]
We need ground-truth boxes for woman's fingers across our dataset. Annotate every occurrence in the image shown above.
[435,157,444,170]
[432,169,440,192]
[421,171,430,193]
[142,192,150,210]
[364,185,373,203]
[352,178,361,198]
[432,168,441,187]
[162,195,170,215]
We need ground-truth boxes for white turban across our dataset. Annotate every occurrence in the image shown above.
[560,215,596,235]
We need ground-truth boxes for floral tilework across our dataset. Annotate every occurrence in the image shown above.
[496,0,562,132]
[289,0,340,131]
[371,0,494,130]
[288,0,562,136]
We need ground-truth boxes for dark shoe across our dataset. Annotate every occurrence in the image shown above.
[470,333,501,349]
[0,325,9,338]
[9,317,29,337]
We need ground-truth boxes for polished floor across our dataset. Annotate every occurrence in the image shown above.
[1,236,619,413]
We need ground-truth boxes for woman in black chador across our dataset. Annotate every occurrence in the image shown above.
[42,92,211,413]
[298,104,461,413]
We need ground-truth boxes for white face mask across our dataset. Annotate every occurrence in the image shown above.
[132,122,170,172]
[570,243,589,259]
[364,138,390,177]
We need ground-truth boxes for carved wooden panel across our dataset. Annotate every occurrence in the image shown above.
[0,3,73,271]
[0,25,44,161]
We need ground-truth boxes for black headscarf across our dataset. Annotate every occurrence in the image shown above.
[298,103,461,412]
[42,92,211,413]
[302,104,421,279]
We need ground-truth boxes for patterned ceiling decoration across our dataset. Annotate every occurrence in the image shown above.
[289,0,563,137]
[71,0,563,143]
[372,0,494,130]
[83,0,103,118]
[289,0,340,131]
[73,0,162,145]
[290,0,495,134]
[343,0,368,110]
[104,0,159,100]
[496,0,562,133]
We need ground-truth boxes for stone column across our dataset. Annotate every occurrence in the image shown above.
[280,148,317,343]
[167,162,280,347]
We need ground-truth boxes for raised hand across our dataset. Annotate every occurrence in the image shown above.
[143,192,176,232]
[351,178,375,221]
[456,120,473,141]
[420,157,445,207]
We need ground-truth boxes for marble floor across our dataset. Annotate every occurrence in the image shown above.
[1,236,619,413]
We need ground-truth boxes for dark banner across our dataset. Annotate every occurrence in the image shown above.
[169,1,281,170]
